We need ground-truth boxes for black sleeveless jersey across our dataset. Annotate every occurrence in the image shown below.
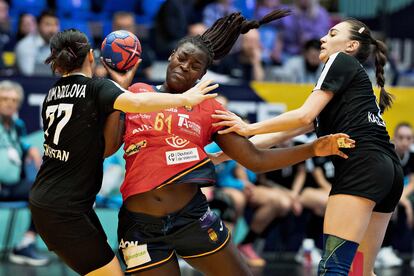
[313,52,399,166]
[30,74,125,212]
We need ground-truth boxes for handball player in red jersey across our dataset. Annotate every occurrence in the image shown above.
[115,11,354,276]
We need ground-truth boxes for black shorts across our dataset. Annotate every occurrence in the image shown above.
[331,151,403,213]
[118,189,230,274]
[29,204,114,275]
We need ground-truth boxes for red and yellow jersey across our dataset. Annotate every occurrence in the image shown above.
[120,83,226,200]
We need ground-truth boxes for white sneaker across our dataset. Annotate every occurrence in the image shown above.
[295,239,321,267]
[375,246,403,268]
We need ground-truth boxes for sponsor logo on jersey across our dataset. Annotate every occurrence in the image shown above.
[165,135,189,148]
[119,240,151,268]
[119,239,139,249]
[132,125,152,134]
[165,148,199,165]
[208,228,218,242]
[125,140,147,156]
[367,111,386,127]
[177,114,201,135]
[199,207,217,229]
[128,114,151,120]
[164,107,178,113]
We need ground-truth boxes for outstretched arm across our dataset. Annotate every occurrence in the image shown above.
[214,132,354,173]
[102,59,219,113]
[212,90,333,136]
[114,80,218,113]
[249,123,314,149]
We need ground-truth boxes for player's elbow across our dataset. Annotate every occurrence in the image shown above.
[298,111,314,126]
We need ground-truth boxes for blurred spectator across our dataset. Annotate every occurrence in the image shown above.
[395,122,414,224]
[154,0,192,59]
[306,155,332,216]
[96,11,154,79]
[276,0,330,63]
[209,29,265,81]
[0,80,48,266]
[16,13,37,42]
[203,0,237,27]
[96,154,124,208]
[0,0,14,70]
[375,122,413,268]
[188,23,207,36]
[15,10,59,76]
[255,0,285,65]
[206,141,292,268]
[270,39,323,83]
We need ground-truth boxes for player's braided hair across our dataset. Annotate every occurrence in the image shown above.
[345,18,394,112]
[45,29,91,74]
[176,9,290,67]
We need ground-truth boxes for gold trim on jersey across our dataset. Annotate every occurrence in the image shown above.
[156,158,211,190]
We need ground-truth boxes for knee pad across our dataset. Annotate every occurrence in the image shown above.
[318,234,359,276]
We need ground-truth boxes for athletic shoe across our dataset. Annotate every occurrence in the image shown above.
[238,243,266,267]
[9,243,50,266]
[374,246,402,268]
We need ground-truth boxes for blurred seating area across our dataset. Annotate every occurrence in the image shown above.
[0,0,412,85]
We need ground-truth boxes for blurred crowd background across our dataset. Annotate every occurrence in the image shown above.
[0,0,413,85]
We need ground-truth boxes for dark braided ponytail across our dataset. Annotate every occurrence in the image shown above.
[371,39,393,111]
[176,9,290,67]
[345,18,394,112]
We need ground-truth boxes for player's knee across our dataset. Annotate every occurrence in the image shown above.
[318,234,359,276]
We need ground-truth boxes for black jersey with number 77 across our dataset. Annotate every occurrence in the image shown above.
[30,74,125,212]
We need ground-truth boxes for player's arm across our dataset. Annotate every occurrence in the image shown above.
[249,123,314,149]
[212,53,356,136]
[312,166,332,190]
[212,90,332,136]
[103,111,124,158]
[214,132,354,173]
[101,59,218,113]
[113,80,218,113]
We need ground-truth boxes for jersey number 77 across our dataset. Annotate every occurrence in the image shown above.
[45,104,73,145]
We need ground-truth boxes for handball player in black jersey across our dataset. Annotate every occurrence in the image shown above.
[28,29,219,276]
[114,11,354,276]
[213,19,404,275]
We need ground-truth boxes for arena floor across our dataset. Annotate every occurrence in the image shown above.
[1,252,413,276]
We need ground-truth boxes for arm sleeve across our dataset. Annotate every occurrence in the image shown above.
[94,79,126,114]
[313,52,358,95]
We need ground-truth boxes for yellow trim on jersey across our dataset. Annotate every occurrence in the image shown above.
[125,250,175,273]
[156,159,211,190]
[180,229,231,259]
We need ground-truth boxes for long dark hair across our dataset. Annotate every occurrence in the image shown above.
[345,18,394,112]
[175,9,290,68]
[45,29,91,74]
